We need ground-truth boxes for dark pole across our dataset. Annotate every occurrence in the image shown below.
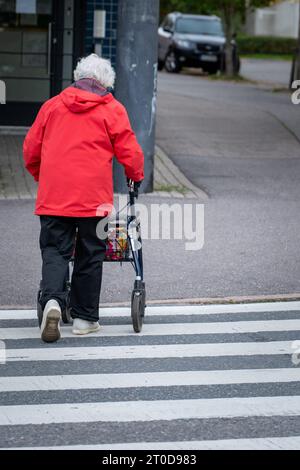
[297,1,300,80]
[291,1,300,85]
[114,0,160,193]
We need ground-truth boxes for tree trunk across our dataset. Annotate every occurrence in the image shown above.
[223,3,235,77]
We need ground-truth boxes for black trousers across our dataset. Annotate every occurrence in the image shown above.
[39,216,106,322]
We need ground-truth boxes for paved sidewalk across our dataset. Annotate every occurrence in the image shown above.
[0,135,36,199]
[0,132,207,201]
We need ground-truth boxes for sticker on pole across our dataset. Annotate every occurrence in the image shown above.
[0,80,6,104]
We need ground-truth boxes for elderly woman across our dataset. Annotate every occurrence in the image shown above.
[23,54,144,343]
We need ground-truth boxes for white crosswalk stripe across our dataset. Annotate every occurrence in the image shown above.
[2,318,300,339]
[7,436,300,450]
[3,340,295,361]
[1,396,300,426]
[0,300,299,320]
[0,302,300,449]
[1,368,300,392]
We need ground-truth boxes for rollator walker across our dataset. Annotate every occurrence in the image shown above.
[37,179,146,332]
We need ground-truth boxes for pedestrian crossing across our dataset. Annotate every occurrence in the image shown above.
[0,301,300,449]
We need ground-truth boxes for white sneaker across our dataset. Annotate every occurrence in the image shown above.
[41,299,61,343]
[72,318,100,335]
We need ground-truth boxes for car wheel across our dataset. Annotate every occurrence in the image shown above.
[165,51,181,73]
[158,59,164,71]
[206,66,219,75]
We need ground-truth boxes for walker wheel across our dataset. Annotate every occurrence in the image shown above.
[37,288,43,328]
[61,307,72,324]
[131,285,146,333]
[61,290,72,324]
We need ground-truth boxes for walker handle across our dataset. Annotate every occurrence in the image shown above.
[127,178,140,199]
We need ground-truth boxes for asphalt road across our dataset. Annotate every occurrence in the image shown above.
[1,190,300,307]
[241,58,291,87]
[155,71,300,299]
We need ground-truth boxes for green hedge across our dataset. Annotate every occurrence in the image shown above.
[237,36,297,55]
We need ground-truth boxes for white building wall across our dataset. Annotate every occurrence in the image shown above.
[273,1,299,37]
[255,10,275,36]
[246,0,299,38]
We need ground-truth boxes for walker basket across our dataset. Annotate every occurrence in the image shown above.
[104,220,131,262]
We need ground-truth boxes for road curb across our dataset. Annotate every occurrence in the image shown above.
[141,293,300,306]
[153,145,209,200]
[2,293,300,310]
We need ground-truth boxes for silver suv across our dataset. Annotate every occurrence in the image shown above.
[158,12,240,74]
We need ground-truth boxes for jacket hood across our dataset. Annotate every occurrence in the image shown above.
[60,80,113,113]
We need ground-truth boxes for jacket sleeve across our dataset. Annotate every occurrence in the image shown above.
[23,103,48,182]
[108,103,144,182]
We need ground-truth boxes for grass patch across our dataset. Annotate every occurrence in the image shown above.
[241,53,293,61]
[154,183,188,194]
[271,86,290,93]
[205,73,253,83]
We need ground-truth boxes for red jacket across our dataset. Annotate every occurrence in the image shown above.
[23,80,144,217]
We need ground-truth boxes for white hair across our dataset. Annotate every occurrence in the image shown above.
[74,54,116,89]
